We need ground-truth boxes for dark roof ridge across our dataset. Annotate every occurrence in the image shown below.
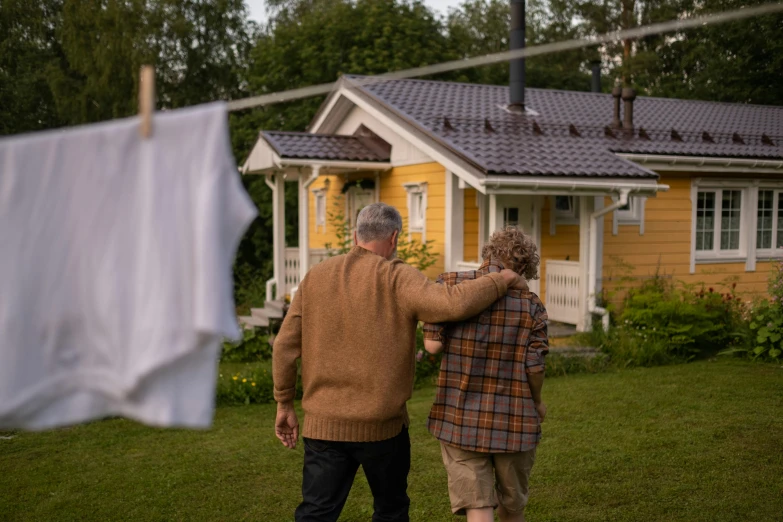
[345,75,783,110]
[262,130,361,138]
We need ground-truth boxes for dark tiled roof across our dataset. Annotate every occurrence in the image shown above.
[261,131,390,162]
[350,77,783,178]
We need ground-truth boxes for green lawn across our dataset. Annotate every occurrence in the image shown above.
[2,360,782,521]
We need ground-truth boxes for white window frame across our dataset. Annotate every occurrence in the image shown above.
[403,182,428,239]
[689,179,750,272]
[346,185,375,229]
[312,188,326,233]
[755,186,783,259]
[504,206,520,228]
[549,196,579,235]
[612,196,646,235]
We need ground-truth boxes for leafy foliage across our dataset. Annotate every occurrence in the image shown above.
[592,275,747,366]
[722,259,783,362]
[414,326,442,388]
[221,327,272,363]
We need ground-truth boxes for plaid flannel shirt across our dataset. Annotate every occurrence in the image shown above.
[423,258,549,453]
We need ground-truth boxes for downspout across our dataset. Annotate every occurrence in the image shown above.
[589,189,630,330]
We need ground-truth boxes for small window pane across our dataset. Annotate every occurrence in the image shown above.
[504,207,519,227]
[757,190,774,249]
[696,191,715,251]
[720,190,741,251]
[555,196,572,212]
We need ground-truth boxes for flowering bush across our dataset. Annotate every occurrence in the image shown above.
[594,276,747,366]
[216,365,303,406]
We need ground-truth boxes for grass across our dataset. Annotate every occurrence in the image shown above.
[1,359,782,521]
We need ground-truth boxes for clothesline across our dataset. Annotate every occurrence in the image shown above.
[225,2,783,112]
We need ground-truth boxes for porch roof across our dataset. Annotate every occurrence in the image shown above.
[260,131,390,162]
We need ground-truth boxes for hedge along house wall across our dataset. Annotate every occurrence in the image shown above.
[601,173,775,308]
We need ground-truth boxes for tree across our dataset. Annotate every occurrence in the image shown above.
[244,0,452,133]
[445,0,596,92]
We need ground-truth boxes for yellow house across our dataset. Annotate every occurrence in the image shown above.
[241,75,783,332]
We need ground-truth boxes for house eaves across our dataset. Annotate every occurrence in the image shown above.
[616,153,783,174]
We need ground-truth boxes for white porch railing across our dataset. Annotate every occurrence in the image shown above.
[545,260,581,325]
[282,248,329,298]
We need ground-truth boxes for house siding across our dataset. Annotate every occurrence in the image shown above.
[463,188,480,262]
[538,197,580,304]
[601,173,772,304]
[308,174,348,251]
[379,162,447,279]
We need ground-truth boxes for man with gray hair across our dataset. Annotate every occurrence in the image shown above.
[273,202,522,522]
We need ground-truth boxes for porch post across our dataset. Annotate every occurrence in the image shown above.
[578,196,594,332]
[444,171,464,271]
[299,166,321,282]
[298,175,309,282]
[272,172,286,301]
[477,193,488,259]
[488,194,498,236]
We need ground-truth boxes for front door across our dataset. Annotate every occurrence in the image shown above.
[493,195,541,294]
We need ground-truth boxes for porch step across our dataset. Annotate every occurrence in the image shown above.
[264,299,286,315]
[252,305,283,320]
[238,315,269,329]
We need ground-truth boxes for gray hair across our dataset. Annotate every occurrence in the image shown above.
[356,203,403,243]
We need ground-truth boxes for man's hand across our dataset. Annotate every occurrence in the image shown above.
[275,402,299,449]
[535,402,547,423]
[499,269,521,290]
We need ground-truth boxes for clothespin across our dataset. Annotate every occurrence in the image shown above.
[138,65,155,138]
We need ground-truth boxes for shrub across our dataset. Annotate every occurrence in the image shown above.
[593,275,746,366]
[216,364,303,406]
[221,327,272,363]
[721,259,783,363]
[743,300,783,361]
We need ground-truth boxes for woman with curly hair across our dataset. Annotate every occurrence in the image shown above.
[422,226,549,522]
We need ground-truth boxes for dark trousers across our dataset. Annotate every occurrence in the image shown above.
[295,427,411,522]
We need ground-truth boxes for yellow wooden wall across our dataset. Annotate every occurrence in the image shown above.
[463,188,480,262]
[308,174,348,250]
[602,173,772,303]
[379,163,447,278]
[537,197,580,302]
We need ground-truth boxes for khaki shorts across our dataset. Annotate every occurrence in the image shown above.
[439,442,537,517]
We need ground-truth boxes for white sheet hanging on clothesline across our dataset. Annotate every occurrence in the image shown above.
[0,102,257,430]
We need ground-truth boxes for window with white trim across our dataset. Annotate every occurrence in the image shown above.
[695,188,744,258]
[504,207,519,228]
[553,196,578,223]
[612,196,646,235]
[403,182,427,234]
[756,189,783,255]
[313,188,326,233]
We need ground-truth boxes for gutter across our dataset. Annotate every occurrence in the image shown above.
[617,153,783,173]
[589,189,630,331]
[480,176,670,195]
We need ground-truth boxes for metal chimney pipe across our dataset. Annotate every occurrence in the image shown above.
[509,0,525,110]
[622,87,637,132]
[591,62,601,93]
[611,79,622,128]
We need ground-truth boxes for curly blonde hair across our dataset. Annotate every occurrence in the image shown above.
[481,226,540,280]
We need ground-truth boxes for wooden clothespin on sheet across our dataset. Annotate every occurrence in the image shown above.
[138,65,155,138]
